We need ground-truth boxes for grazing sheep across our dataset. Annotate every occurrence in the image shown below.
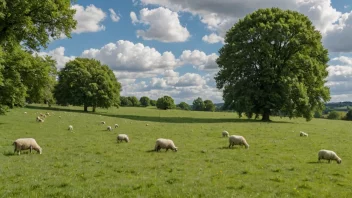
[229,135,249,149]
[68,125,73,131]
[117,134,130,143]
[318,150,342,164]
[222,130,229,137]
[101,121,106,124]
[13,138,42,155]
[107,126,112,131]
[300,131,308,137]
[154,138,178,152]
[146,124,149,126]
[114,124,119,128]
[46,112,50,116]
[36,117,44,122]
[24,112,27,114]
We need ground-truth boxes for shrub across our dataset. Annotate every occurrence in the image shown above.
[156,96,175,110]
[327,111,341,120]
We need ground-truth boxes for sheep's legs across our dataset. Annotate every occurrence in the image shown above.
[30,146,33,153]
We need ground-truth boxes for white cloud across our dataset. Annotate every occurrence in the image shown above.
[175,73,206,87]
[135,7,190,42]
[180,50,218,71]
[72,4,106,34]
[332,56,352,65]
[130,12,139,24]
[36,47,76,70]
[109,8,120,22]
[81,40,179,72]
[202,33,224,44]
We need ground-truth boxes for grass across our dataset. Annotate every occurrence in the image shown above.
[1,104,352,197]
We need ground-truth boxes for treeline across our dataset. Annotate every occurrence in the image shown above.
[120,96,217,112]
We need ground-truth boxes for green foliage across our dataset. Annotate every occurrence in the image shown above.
[193,97,205,111]
[120,96,132,107]
[139,96,150,107]
[204,100,216,112]
[0,45,57,112]
[156,96,175,110]
[327,111,341,120]
[150,99,156,106]
[314,111,322,118]
[128,96,139,107]
[345,110,352,121]
[215,8,330,122]
[177,102,190,110]
[54,58,121,112]
[0,0,77,51]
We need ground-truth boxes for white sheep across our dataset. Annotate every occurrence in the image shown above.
[300,131,308,137]
[222,130,229,137]
[24,112,27,114]
[13,138,42,155]
[114,124,119,128]
[46,112,50,116]
[229,135,249,149]
[318,149,342,164]
[146,124,149,126]
[117,134,130,143]
[107,126,112,131]
[68,125,73,131]
[101,121,106,124]
[36,117,44,122]
[154,138,178,152]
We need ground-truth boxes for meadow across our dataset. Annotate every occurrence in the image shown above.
[1,105,352,197]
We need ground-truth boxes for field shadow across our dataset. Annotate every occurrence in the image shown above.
[26,105,293,124]
[145,149,156,153]
[307,161,320,164]
[3,151,16,156]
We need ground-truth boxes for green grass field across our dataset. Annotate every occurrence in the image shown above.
[1,105,352,197]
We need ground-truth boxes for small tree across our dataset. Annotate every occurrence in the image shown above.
[120,96,132,106]
[140,96,150,107]
[177,102,190,110]
[345,110,352,121]
[327,111,341,120]
[156,96,175,110]
[204,100,216,112]
[128,96,139,107]
[193,97,205,111]
[150,100,156,106]
[314,111,322,118]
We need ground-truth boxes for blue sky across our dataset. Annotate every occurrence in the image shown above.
[41,0,352,104]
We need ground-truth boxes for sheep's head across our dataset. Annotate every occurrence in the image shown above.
[173,147,178,152]
[337,158,342,164]
[35,147,42,154]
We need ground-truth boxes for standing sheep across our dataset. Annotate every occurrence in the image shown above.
[318,150,342,164]
[101,121,106,124]
[117,134,130,143]
[228,135,249,149]
[115,124,119,128]
[154,138,178,152]
[13,138,42,155]
[222,130,229,137]
[300,131,308,137]
[107,126,112,131]
[68,125,73,131]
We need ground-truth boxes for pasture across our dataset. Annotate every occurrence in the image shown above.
[1,105,351,197]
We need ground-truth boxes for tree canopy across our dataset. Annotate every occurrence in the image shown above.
[140,96,150,107]
[54,58,121,112]
[177,102,190,110]
[204,100,216,112]
[128,96,139,107]
[192,97,205,111]
[215,8,330,121]
[156,96,175,110]
[0,0,77,51]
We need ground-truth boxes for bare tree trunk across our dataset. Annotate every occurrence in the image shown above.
[93,106,96,112]
[262,109,271,122]
[84,104,88,112]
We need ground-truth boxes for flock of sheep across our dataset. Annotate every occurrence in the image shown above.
[13,111,342,164]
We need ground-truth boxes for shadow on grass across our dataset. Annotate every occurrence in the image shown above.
[26,105,293,124]
[3,151,15,156]
[307,161,320,164]
[145,149,156,153]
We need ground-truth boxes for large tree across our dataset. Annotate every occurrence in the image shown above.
[0,0,77,51]
[128,96,139,107]
[192,97,205,111]
[139,96,150,107]
[54,58,121,112]
[204,100,216,112]
[177,102,190,110]
[156,96,175,110]
[215,8,330,121]
[0,45,57,114]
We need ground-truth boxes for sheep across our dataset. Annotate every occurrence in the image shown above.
[24,112,27,114]
[154,138,178,152]
[114,124,119,128]
[68,125,73,131]
[318,150,342,164]
[300,131,308,137]
[46,112,50,116]
[146,124,149,126]
[228,135,249,149]
[107,126,112,131]
[13,138,42,155]
[36,117,44,122]
[101,121,106,124]
[222,130,229,137]
[117,134,130,143]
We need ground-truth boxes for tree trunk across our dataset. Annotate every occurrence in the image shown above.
[262,109,271,122]
[84,104,88,112]
[93,106,96,112]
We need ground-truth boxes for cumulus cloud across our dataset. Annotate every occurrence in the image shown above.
[36,47,76,70]
[72,4,106,34]
[134,7,190,42]
[109,8,120,22]
[202,33,224,44]
[180,50,218,71]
